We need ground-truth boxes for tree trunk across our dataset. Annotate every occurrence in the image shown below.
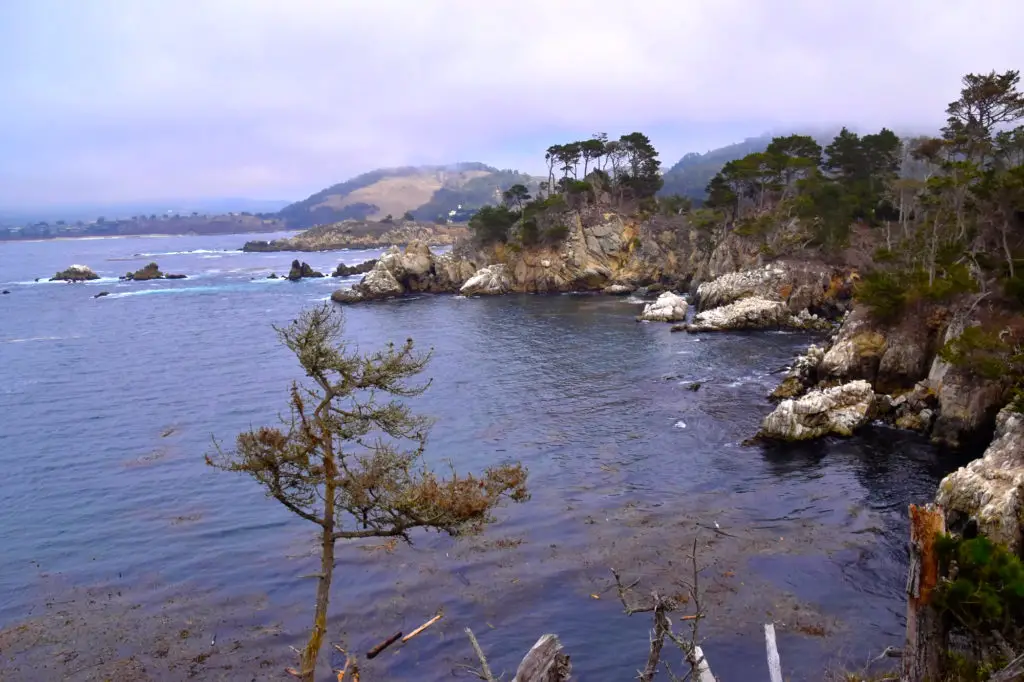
[300,424,337,682]
[1001,219,1015,279]
[901,503,947,682]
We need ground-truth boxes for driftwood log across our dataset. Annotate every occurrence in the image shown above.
[513,634,571,682]
[902,503,947,682]
[990,651,1024,682]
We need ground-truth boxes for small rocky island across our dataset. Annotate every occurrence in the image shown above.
[242,220,467,252]
[50,265,100,282]
[121,262,186,281]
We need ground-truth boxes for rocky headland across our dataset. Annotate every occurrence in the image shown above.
[242,220,468,252]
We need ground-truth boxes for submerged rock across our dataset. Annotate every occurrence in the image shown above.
[757,380,875,441]
[51,264,99,282]
[1,290,9,295]
[937,408,1024,553]
[93,291,109,299]
[637,291,688,322]
[287,260,324,281]
[267,273,279,279]
[460,264,511,296]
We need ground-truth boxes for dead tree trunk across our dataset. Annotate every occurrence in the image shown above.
[901,503,947,682]
[514,634,571,682]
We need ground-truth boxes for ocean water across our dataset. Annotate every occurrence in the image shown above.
[0,232,969,680]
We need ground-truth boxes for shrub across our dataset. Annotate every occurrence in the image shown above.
[934,534,1024,652]
[855,270,907,322]
[468,205,518,244]
[937,325,1018,381]
[543,224,570,244]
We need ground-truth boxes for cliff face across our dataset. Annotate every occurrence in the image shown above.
[242,221,468,252]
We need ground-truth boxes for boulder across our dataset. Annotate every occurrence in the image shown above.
[936,408,1024,553]
[680,297,790,332]
[51,264,99,282]
[460,264,510,296]
[1,290,9,295]
[757,380,876,441]
[93,291,109,299]
[330,288,364,304]
[603,284,634,296]
[638,291,688,322]
[287,260,324,281]
[267,273,279,279]
[432,251,478,292]
[353,261,405,300]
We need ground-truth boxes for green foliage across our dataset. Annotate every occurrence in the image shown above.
[402,211,414,221]
[659,194,692,215]
[934,534,1024,646]
[856,270,908,322]
[468,205,518,244]
[938,325,1019,380]
[543,224,570,243]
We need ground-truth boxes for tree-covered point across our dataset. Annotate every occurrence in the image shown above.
[468,132,676,246]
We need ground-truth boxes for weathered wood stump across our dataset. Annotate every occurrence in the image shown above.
[902,503,947,682]
[514,634,571,682]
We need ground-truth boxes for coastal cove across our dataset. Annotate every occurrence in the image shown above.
[0,231,973,680]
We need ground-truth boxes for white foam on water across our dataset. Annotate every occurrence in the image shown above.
[2,335,80,343]
[674,420,687,429]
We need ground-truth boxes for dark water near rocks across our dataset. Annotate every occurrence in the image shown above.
[0,233,970,680]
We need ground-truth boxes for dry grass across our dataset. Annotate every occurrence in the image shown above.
[313,170,491,220]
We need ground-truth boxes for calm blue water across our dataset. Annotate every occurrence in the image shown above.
[0,233,967,680]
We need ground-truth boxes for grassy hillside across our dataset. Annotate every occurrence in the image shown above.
[278,163,542,228]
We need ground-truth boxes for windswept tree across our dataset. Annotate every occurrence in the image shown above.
[208,305,528,682]
[503,183,532,214]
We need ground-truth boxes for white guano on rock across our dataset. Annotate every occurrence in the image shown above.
[638,291,688,322]
[758,380,875,441]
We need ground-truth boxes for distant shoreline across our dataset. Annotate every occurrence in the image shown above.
[0,230,301,245]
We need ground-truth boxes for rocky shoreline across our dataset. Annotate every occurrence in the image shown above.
[242,221,468,252]
[326,205,1022,555]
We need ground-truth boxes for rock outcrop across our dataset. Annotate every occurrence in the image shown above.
[242,222,467,252]
[757,380,875,441]
[121,262,187,281]
[770,343,825,400]
[461,264,511,296]
[937,408,1024,553]
[695,261,852,315]
[332,241,481,303]
[50,265,99,282]
[638,292,688,322]
[332,259,377,278]
[676,297,828,332]
[287,260,324,281]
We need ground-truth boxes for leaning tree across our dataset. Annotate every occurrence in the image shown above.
[208,304,528,681]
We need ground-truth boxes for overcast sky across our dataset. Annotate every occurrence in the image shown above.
[2,0,1023,207]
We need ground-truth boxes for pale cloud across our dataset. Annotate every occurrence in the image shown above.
[1,0,1022,205]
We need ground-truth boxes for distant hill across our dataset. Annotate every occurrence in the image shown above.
[278,163,542,228]
[0,198,290,226]
[659,136,774,202]
[659,130,842,203]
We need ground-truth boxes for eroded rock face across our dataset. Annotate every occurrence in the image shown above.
[460,264,511,296]
[757,380,875,441]
[681,297,791,332]
[937,408,1024,553]
[638,291,688,322]
[818,307,887,383]
[332,259,377,278]
[51,265,100,282]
